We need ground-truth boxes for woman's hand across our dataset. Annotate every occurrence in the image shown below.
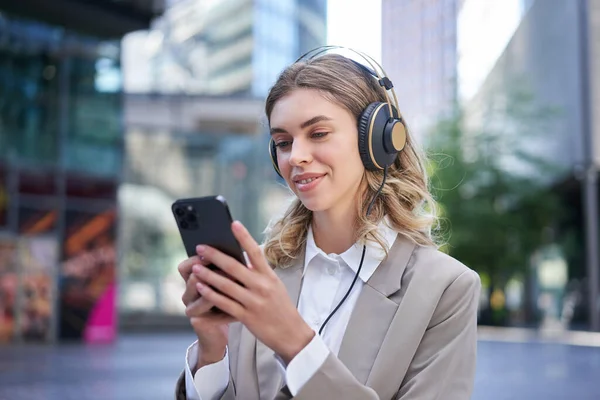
[178,255,235,371]
[192,220,315,364]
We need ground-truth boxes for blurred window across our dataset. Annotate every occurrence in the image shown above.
[0,41,60,165]
[66,46,122,177]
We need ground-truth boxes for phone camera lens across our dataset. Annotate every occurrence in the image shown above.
[187,213,196,222]
[175,207,184,216]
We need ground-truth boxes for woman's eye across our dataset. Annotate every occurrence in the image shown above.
[312,132,328,138]
[275,141,291,148]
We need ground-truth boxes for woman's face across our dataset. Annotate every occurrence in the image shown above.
[270,88,365,214]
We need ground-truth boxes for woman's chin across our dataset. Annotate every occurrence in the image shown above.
[298,196,329,213]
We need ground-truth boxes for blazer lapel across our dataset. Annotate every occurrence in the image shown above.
[255,251,305,400]
[337,236,416,384]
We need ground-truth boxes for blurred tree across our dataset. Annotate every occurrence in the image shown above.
[428,84,565,325]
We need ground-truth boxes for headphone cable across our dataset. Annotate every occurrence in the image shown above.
[318,167,388,336]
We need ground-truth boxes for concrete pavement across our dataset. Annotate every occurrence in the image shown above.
[1,331,599,399]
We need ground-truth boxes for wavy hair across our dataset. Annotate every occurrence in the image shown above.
[263,54,439,268]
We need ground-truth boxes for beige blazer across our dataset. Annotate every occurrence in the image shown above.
[176,235,481,400]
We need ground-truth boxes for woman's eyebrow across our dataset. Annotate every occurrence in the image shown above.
[300,115,333,129]
[270,115,333,135]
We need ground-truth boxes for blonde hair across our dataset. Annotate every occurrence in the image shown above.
[263,54,439,267]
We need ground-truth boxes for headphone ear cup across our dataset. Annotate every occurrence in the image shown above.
[358,102,383,171]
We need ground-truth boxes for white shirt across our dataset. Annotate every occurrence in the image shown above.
[184,220,398,399]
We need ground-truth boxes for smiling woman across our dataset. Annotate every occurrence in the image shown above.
[262,51,435,267]
[269,89,365,214]
[175,46,481,400]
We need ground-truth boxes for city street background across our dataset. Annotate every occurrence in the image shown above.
[1,0,600,398]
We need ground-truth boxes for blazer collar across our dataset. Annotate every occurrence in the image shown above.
[303,219,399,284]
[364,233,416,296]
[276,233,416,313]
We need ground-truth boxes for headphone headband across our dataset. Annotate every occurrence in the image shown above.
[295,45,401,119]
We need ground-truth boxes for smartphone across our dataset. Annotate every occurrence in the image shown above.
[171,195,246,269]
[172,195,246,314]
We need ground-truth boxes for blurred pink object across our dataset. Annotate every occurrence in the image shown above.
[84,283,116,343]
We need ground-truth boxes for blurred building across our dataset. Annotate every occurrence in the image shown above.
[0,0,164,343]
[381,0,459,144]
[117,0,326,327]
[457,0,534,103]
[123,0,327,96]
[458,0,600,330]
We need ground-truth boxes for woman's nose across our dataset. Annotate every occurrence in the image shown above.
[288,141,313,166]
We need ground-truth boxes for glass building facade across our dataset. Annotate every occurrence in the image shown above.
[123,0,327,96]
[0,1,160,342]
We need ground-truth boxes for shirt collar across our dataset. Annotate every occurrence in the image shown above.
[303,218,398,283]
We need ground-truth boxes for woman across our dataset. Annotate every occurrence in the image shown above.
[175,47,481,400]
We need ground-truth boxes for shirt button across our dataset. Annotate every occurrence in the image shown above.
[327,266,337,275]
[313,318,321,327]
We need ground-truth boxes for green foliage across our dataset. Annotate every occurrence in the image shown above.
[428,87,565,287]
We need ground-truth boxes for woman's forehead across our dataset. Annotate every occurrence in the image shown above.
[270,89,348,124]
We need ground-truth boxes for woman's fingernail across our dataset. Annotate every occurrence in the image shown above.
[196,282,205,291]
[196,245,206,254]
[192,264,202,273]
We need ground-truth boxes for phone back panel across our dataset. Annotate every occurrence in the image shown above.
[171,196,245,265]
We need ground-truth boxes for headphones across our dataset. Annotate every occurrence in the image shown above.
[268,45,408,178]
